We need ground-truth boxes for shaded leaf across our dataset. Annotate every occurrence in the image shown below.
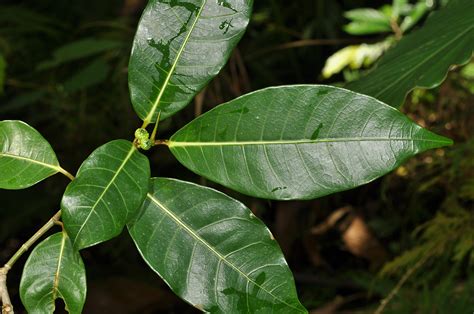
[346,0,474,107]
[169,85,452,200]
[128,0,253,125]
[0,90,47,114]
[62,59,110,93]
[36,38,123,71]
[0,120,62,189]
[128,178,307,313]
[20,232,87,314]
[0,6,62,37]
[62,140,150,249]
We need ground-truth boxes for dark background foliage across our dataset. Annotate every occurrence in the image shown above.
[0,0,472,313]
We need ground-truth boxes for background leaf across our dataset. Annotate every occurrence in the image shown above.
[36,38,123,71]
[20,232,87,314]
[346,0,474,107]
[62,140,150,250]
[169,85,452,200]
[343,8,392,35]
[128,178,307,313]
[128,0,253,125]
[62,58,111,93]
[0,120,61,189]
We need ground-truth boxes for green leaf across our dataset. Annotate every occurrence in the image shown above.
[62,140,150,250]
[392,0,409,19]
[322,41,392,79]
[62,59,110,93]
[344,21,392,35]
[0,120,63,190]
[128,178,307,313]
[0,90,47,114]
[399,2,429,32]
[343,8,392,35]
[36,38,123,71]
[346,0,474,107]
[20,232,87,314]
[128,0,253,125]
[168,85,452,200]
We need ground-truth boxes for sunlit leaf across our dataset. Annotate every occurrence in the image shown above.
[128,0,253,125]
[322,41,392,79]
[129,178,307,313]
[20,232,87,314]
[169,85,452,200]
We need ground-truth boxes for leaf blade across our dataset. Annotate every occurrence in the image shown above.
[0,120,61,189]
[128,0,253,124]
[346,0,474,107]
[62,140,150,249]
[20,232,87,314]
[169,85,452,200]
[128,178,307,313]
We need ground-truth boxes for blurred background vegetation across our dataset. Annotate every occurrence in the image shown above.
[0,0,472,313]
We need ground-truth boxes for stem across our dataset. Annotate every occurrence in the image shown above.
[0,210,62,314]
[154,139,169,146]
[4,210,62,269]
[58,167,75,181]
[0,269,12,314]
[390,19,403,40]
[150,111,161,143]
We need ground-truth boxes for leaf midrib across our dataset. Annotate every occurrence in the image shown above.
[52,233,67,300]
[147,193,305,313]
[143,0,208,125]
[0,152,59,171]
[72,146,136,247]
[168,136,451,148]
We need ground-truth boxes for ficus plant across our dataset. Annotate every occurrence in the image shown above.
[0,0,471,313]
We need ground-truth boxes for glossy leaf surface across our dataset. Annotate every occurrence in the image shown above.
[129,0,253,125]
[169,85,452,200]
[347,0,474,107]
[62,140,150,249]
[0,120,61,189]
[20,232,86,314]
[129,178,307,313]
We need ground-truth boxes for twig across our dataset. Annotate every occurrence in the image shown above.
[0,210,63,314]
[0,267,13,314]
[58,167,75,181]
[390,20,403,40]
[154,139,169,146]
